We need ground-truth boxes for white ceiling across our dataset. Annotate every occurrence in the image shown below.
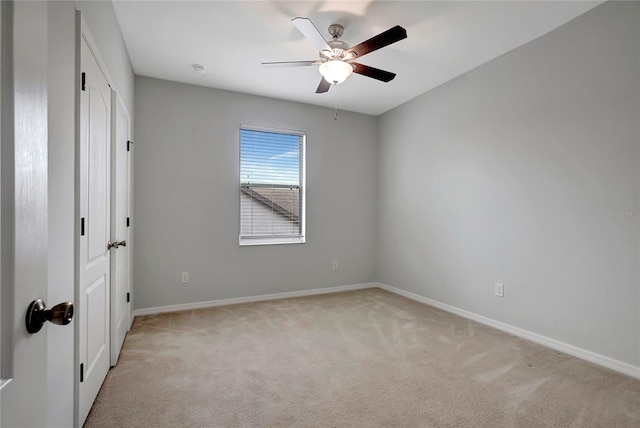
[113,1,603,116]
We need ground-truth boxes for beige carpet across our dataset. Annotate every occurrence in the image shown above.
[85,288,640,427]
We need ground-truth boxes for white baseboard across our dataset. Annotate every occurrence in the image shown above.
[375,282,640,380]
[132,282,377,317]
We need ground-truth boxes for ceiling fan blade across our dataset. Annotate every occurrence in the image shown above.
[292,17,332,52]
[262,60,318,68]
[315,77,331,94]
[351,62,396,82]
[347,25,407,58]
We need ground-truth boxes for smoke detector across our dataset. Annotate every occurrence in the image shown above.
[192,64,206,75]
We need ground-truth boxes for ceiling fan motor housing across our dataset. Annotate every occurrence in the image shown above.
[322,40,355,65]
[322,24,354,61]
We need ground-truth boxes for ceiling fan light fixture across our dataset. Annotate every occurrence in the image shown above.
[319,60,353,85]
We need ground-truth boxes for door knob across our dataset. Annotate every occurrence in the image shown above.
[25,299,74,334]
[107,240,127,250]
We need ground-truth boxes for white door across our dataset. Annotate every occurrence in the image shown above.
[78,32,112,425]
[110,93,131,365]
[0,1,52,426]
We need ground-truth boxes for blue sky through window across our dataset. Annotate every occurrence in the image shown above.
[240,129,301,186]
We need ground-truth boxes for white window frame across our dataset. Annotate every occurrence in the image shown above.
[239,124,306,246]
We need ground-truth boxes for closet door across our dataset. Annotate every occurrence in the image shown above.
[78,30,111,426]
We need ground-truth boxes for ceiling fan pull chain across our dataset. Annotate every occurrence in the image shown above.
[334,89,339,121]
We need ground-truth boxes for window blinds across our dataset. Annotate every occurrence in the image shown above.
[239,127,305,245]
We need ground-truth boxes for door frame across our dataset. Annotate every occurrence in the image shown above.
[0,3,5,419]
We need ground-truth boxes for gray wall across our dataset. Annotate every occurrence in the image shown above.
[48,1,134,425]
[133,77,377,309]
[377,1,639,367]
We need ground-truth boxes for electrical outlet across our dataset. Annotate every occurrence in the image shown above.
[332,260,338,271]
[181,272,189,284]
[494,282,504,297]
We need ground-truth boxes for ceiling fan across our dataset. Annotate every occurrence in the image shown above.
[262,17,407,94]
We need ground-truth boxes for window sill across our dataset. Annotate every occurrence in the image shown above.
[239,237,306,246]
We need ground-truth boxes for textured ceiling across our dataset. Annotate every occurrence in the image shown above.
[113,1,603,115]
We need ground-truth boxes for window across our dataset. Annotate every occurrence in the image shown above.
[239,126,305,245]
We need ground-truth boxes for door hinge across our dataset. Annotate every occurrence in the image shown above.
[126,217,130,227]
[81,217,85,236]
[126,292,130,303]
[127,140,133,152]
[81,72,86,91]
[80,363,84,382]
